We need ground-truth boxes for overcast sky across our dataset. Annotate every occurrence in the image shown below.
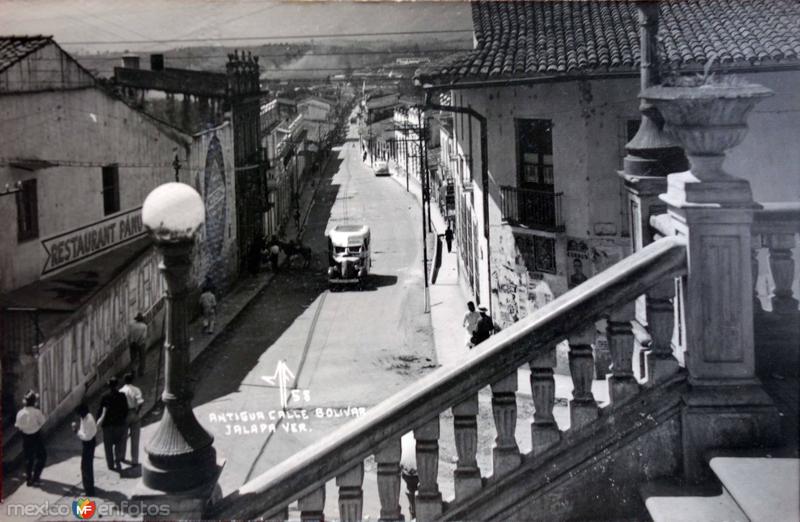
[0,0,473,52]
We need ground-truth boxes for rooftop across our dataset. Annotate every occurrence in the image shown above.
[417,0,800,87]
[0,35,52,74]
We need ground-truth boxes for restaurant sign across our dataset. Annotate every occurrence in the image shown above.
[41,207,145,275]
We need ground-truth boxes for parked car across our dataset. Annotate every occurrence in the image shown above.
[373,160,390,176]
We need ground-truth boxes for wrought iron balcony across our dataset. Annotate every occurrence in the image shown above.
[500,185,564,232]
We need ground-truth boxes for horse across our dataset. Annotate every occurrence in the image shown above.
[281,240,313,269]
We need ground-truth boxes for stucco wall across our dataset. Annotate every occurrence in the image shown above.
[0,87,189,292]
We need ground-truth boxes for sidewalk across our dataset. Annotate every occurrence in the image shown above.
[1,155,328,518]
[383,158,609,410]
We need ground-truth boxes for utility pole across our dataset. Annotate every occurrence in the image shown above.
[417,108,429,291]
[421,116,432,234]
[404,137,409,191]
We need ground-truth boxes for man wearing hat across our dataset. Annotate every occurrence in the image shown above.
[128,312,148,377]
[15,390,47,485]
[471,306,498,347]
[97,377,128,471]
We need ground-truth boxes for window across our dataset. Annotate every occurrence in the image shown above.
[517,119,554,189]
[102,164,120,215]
[16,178,39,241]
[515,233,557,274]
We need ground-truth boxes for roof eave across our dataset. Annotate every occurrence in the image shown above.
[418,60,800,92]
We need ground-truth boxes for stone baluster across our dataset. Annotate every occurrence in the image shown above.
[453,394,482,501]
[607,302,640,404]
[765,233,799,314]
[752,238,764,314]
[491,373,521,477]
[414,418,442,521]
[375,439,403,522]
[529,346,561,455]
[568,326,600,429]
[336,463,364,522]
[645,279,680,384]
[298,486,325,522]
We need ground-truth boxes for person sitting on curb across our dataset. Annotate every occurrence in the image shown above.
[199,286,218,335]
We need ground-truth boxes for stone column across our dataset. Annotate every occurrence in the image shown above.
[336,463,364,522]
[606,302,640,405]
[299,486,325,522]
[375,440,403,522]
[645,277,680,384]
[491,373,521,477]
[568,326,600,429]
[414,418,442,521]
[529,347,561,455]
[453,394,482,500]
[646,84,782,482]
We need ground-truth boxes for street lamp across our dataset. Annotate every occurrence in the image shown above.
[141,182,219,495]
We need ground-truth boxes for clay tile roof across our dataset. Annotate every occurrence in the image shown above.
[0,35,53,74]
[416,0,800,86]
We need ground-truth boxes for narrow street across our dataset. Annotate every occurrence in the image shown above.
[186,123,437,495]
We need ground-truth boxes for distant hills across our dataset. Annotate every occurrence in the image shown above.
[75,37,471,81]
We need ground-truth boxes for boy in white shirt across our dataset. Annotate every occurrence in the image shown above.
[120,373,144,466]
[71,403,97,495]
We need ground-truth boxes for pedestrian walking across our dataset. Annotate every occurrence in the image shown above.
[15,390,47,486]
[96,378,128,471]
[444,226,454,253]
[462,301,481,349]
[199,286,218,334]
[71,403,96,495]
[120,373,144,466]
[128,313,147,377]
[471,306,499,347]
[293,206,301,232]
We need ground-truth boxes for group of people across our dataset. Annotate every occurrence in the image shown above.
[15,373,144,495]
[14,311,152,494]
[261,235,312,271]
[462,300,499,348]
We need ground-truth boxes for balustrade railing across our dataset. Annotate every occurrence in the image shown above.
[752,203,800,315]
[500,185,564,231]
[212,236,687,521]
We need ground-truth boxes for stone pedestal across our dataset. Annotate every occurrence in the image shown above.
[646,82,782,482]
[664,192,782,481]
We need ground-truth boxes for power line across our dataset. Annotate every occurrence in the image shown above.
[57,28,474,46]
[27,48,471,62]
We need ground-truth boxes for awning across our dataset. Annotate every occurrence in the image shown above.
[0,235,151,336]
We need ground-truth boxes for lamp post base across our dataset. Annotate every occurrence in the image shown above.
[134,458,225,520]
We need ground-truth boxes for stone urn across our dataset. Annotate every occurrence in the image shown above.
[641,83,773,205]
